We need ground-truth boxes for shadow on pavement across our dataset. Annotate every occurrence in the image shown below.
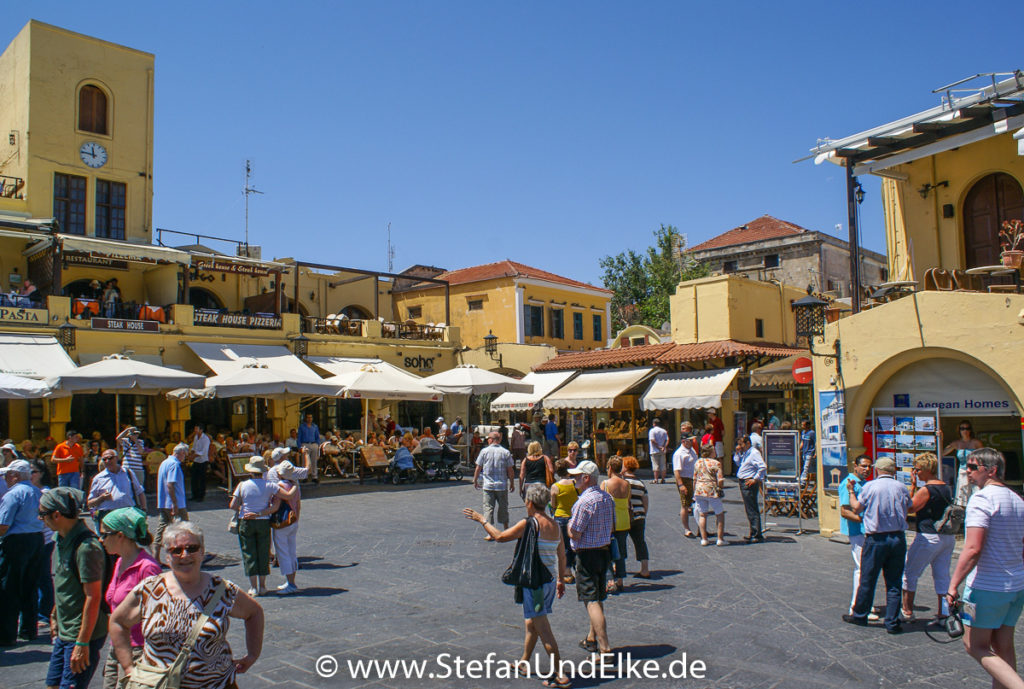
[298,557,358,571]
[0,648,53,666]
[645,569,682,580]
[570,644,678,688]
[295,586,348,597]
[621,583,675,594]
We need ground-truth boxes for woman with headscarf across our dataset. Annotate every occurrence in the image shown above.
[98,507,161,689]
[109,521,264,689]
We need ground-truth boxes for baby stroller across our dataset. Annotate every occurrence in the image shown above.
[385,446,417,485]
[438,443,464,481]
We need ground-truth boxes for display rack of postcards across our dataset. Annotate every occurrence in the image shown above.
[871,408,940,487]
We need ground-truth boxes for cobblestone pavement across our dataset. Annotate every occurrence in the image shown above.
[2,475,1011,688]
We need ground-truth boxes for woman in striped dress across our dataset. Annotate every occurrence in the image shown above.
[622,456,651,578]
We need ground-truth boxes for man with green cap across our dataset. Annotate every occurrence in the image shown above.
[39,486,108,689]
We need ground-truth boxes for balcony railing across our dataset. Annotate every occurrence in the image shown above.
[382,321,446,341]
[0,175,25,200]
[305,316,363,336]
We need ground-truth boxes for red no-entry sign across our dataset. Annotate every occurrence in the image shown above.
[791,357,813,384]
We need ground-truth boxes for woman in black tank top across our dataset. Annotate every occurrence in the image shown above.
[902,453,956,622]
[519,441,553,500]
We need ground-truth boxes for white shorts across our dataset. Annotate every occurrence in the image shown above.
[651,452,666,473]
[714,441,724,459]
[694,496,724,515]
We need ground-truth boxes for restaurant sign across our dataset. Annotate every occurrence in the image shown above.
[64,252,130,270]
[91,318,160,332]
[193,311,282,329]
[0,306,48,324]
[193,258,271,276]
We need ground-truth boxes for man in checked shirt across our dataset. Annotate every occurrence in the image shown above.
[567,460,616,655]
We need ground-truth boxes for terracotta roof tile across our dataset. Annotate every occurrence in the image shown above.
[533,340,804,371]
[688,215,808,252]
[533,343,676,372]
[402,260,612,294]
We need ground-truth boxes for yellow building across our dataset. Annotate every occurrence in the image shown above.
[608,323,669,348]
[807,72,1024,536]
[393,260,613,372]
[0,21,461,444]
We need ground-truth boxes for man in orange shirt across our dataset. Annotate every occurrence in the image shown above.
[52,430,83,490]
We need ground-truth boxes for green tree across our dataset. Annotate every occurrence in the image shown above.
[599,224,709,329]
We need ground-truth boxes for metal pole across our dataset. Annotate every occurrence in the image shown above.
[846,164,862,314]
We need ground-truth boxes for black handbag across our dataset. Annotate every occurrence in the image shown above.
[501,517,553,590]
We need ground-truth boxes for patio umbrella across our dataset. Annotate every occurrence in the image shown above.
[0,372,60,399]
[46,354,206,431]
[327,364,443,441]
[421,364,533,395]
[169,363,345,399]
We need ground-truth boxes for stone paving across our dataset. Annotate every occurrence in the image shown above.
[1,474,1011,688]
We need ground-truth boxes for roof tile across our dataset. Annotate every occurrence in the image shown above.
[402,260,612,294]
[533,339,804,371]
[689,215,808,252]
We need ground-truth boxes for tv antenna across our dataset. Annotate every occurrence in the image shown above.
[243,160,263,251]
[386,222,395,272]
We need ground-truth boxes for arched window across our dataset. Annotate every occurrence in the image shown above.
[78,85,108,135]
[188,287,224,311]
[341,305,371,320]
[963,172,1024,267]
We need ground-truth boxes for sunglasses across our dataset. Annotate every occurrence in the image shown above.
[959,426,971,431]
[568,448,578,452]
[98,530,117,540]
[167,544,202,556]
[965,463,980,471]
[37,509,53,518]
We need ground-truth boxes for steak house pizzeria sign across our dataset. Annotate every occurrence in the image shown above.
[193,311,282,329]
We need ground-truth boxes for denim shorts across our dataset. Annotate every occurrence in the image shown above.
[962,586,1024,629]
[522,581,556,619]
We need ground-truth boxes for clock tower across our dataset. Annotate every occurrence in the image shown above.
[0,21,154,242]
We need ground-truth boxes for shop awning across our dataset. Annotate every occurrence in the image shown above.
[491,370,576,412]
[749,355,809,388]
[78,352,168,367]
[871,357,1019,416]
[184,342,320,378]
[59,235,192,265]
[544,367,656,409]
[639,368,740,411]
[306,356,423,383]
[0,333,76,379]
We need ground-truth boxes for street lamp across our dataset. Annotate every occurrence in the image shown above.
[290,332,309,358]
[58,319,76,351]
[483,330,502,369]
[791,287,840,369]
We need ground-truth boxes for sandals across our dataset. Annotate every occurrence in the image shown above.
[683,531,696,539]
[634,572,651,579]
[542,678,572,688]
[578,638,597,653]
[606,581,622,594]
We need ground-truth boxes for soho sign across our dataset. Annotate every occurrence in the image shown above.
[403,355,436,372]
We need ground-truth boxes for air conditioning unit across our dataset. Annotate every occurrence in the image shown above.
[237,245,261,260]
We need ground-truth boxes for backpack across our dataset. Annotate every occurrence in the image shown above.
[269,481,297,530]
[67,528,114,613]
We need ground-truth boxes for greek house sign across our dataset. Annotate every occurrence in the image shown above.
[193,259,271,277]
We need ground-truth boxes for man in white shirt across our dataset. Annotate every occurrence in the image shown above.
[736,434,767,543]
[189,424,211,502]
[672,422,698,538]
[648,418,669,484]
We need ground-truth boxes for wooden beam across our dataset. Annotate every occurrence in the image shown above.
[866,135,903,147]
[832,148,863,158]
[956,106,994,119]
[912,121,952,133]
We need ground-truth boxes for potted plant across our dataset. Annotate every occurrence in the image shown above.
[999,219,1024,268]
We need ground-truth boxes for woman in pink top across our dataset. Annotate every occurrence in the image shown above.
[99,506,162,689]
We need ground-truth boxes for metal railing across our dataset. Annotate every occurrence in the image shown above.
[305,316,363,336]
[381,321,446,340]
[0,175,25,199]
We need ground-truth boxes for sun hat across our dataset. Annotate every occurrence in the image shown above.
[270,446,292,462]
[243,456,268,474]
[275,460,297,481]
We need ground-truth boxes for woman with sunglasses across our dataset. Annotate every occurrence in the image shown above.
[98,507,160,689]
[942,420,983,507]
[110,521,264,689]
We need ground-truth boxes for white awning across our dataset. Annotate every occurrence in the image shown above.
[544,367,655,409]
[0,333,76,379]
[78,352,167,367]
[59,235,192,265]
[185,342,320,378]
[491,370,576,412]
[639,368,740,411]
[749,355,808,388]
[306,356,423,383]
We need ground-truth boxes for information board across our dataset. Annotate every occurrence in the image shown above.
[871,408,941,487]
[763,430,800,478]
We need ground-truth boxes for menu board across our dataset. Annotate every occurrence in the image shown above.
[763,430,800,478]
[871,409,941,487]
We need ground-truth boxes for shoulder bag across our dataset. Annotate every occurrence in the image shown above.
[501,517,553,590]
[933,486,964,535]
[119,579,228,689]
[269,482,297,530]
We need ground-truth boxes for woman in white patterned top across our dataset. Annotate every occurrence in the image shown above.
[622,456,650,578]
[946,448,1024,689]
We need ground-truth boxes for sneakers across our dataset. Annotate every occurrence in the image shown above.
[277,583,299,595]
[700,539,709,546]
[247,587,257,597]
[716,539,727,547]
[841,614,868,627]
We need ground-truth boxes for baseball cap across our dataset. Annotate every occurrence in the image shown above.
[270,446,292,461]
[2,459,31,476]
[567,460,599,476]
[0,443,16,452]
[435,416,445,423]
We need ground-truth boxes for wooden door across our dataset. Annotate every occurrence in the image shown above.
[963,172,1024,267]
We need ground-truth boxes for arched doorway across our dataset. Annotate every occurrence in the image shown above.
[189,287,223,310]
[963,172,1024,267]
[341,305,371,320]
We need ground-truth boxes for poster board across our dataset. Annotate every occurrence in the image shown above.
[871,408,941,487]
[733,411,748,439]
[568,410,586,446]
[764,430,800,478]
[226,453,251,491]
[818,389,847,492]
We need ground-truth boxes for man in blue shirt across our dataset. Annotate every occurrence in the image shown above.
[735,435,767,543]
[799,420,816,485]
[543,414,560,460]
[154,443,189,564]
[0,459,45,644]
[839,454,873,616]
[297,413,322,483]
[843,457,911,633]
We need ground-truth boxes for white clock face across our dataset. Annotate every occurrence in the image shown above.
[79,141,107,168]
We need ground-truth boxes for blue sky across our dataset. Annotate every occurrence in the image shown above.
[5,2,1024,285]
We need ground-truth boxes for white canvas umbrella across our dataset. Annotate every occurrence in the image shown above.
[327,364,443,441]
[167,363,345,399]
[0,372,60,399]
[421,364,533,395]
[46,354,207,430]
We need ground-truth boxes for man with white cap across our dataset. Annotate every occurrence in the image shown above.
[267,446,312,483]
[0,459,45,645]
[436,416,449,441]
[567,459,615,655]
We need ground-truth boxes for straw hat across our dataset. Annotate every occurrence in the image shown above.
[243,456,268,474]
[275,460,297,481]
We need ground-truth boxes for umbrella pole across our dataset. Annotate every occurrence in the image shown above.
[115,393,120,436]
